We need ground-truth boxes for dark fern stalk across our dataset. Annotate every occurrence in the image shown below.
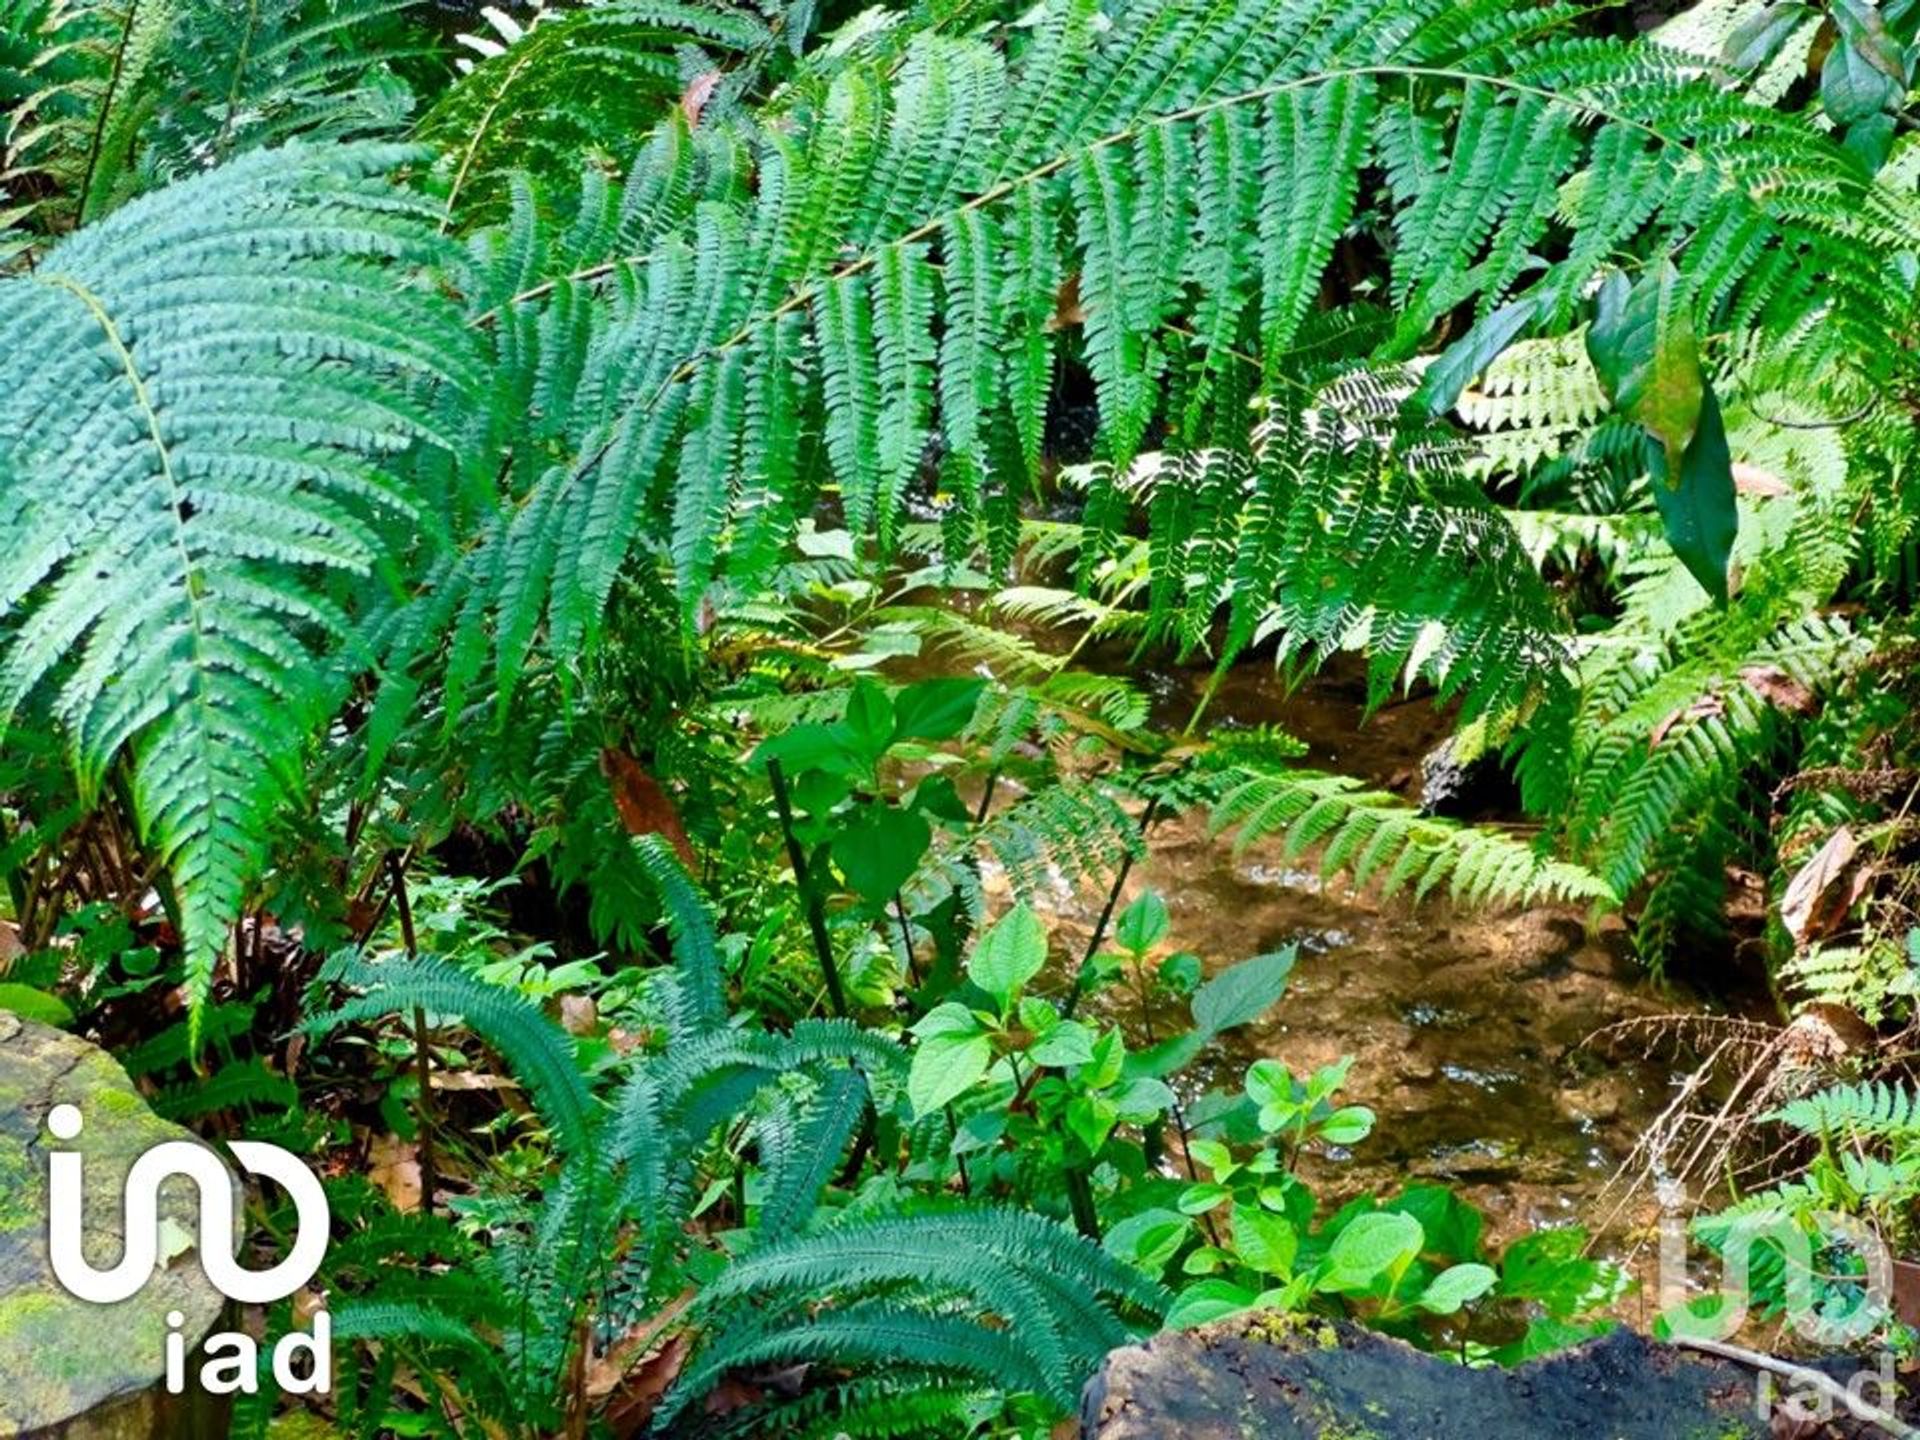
[767,757,850,1016]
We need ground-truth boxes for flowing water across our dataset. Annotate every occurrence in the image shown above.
[1038,651,1736,1275]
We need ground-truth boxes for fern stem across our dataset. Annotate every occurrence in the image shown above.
[75,0,142,223]
[388,851,440,1217]
[767,758,850,1016]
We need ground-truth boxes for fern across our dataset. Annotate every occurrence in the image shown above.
[438,0,1904,713]
[1210,767,1614,908]
[1772,1082,1920,1142]
[2,0,421,227]
[0,143,474,1014]
[419,0,771,225]
[310,947,600,1154]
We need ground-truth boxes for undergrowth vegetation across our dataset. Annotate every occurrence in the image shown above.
[4,0,1920,1431]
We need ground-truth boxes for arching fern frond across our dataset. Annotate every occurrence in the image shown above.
[0,142,475,1015]
[310,947,598,1154]
[1209,766,1615,908]
[419,0,771,227]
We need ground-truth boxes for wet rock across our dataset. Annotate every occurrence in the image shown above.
[1081,1318,1776,1439]
[0,1013,230,1439]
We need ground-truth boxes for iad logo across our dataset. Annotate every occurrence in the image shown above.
[44,1102,333,1395]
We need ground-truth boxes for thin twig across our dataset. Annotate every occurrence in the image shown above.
[1676,1335,1920,1439]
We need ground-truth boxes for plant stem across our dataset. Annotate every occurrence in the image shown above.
[767,759,850,1016]
[1062,796,1162,1019]
[388,852,438,1217]
[892,891,919,987]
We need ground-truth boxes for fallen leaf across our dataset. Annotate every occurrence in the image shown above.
[429,1070,521,1092]
[368,1131,422,1213]
[157,1215,196,1265]
[1740,664,1816,714]
[595,1335,690,1438]
[292,1288,327,1328]
[1780,825,1858,947]
[681,71,722,128]
[601,748,696,865]
[1650,694,1726,750]
[559,993,598,1037]
[1732,462,1789,497]
[1047,272,1085,332]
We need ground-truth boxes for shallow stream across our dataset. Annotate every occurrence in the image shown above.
[1041,653,1735,1284]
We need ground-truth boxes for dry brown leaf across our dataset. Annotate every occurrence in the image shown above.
[1732,462,1789,498]
[1047,272,1084,332]
[1779,824,1858,947]
[600,748,696,865]
[1739,664,1816,715]
[593,1335,690,1438]
[1649,694,1725,750]
[429,1069,521,1092]
[368,1131,422,1213]
[681,71,721,128]
[558,993,599,1037]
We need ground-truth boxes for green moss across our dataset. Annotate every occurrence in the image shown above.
[0,1142,35,1229]
[0,1292,60,1340]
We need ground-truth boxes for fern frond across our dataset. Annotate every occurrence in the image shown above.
[1210,767,1614,908]
[1772,1082,1920,1141]
[0,142,473,1015]
[310,948,599,1154]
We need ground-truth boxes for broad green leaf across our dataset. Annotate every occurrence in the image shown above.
[891,677,987,741]
[1231,1203,1298,1277]
[1156,951,1201,994]
[1111,1075,1176,1117]
[0,983,72,1026]
[1413,295,1539,417]
[1031,1018,1096,1067]
[1104,1209,1191,1273]
[1722,2,1811,69]
[967,902,1048,1006]
[1065,1093,1119,1153]
[1647,383,1737,604]
[911,774,973,824]
[1165,1278,1259,1328]
[1187,1138,1236,1178]
[1192,947,1296,1035]
[1178,1182,1232,1215]
[1244,1059,1294,1109]
[1128,1029,1205,1079]
[1114,891,1170,953]
[1319,1105,1375,1146]
[1417,1262,1498,1314]
[844,677,895,760]
[1586,263,1703,474]
[1823,34,1904,123]
[1304,1056,1354,1103]
[752,722,862,778]
[1322,1211,1425,1290]
[908,1029,992,1117]
[830,802,931,907]
[912,1001,987,1040]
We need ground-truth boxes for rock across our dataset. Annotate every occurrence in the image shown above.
[1081,1317,1776,1439]
[0,1013,230,1439]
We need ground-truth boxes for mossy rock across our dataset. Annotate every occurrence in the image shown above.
[1082,1318,1784,1439]
[0,1013,229,1439]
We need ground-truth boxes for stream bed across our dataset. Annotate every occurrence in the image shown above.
[1042,653,1739,1290]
